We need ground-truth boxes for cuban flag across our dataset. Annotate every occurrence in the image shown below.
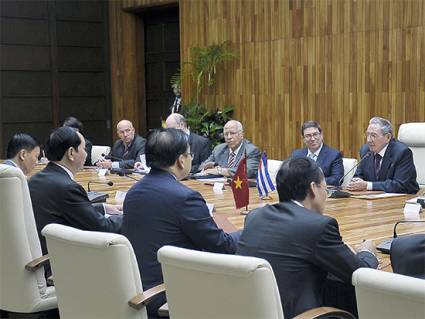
[257,152,276,197]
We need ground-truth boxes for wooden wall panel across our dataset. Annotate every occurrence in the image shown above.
[179,0,425,159]
[108,0,140,133]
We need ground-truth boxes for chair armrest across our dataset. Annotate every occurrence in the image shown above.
[293,307,355,319]
[128,283,166,310]
[25,255,49,272]
[158,303,169,317]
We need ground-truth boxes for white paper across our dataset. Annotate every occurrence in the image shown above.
[213,182,225,194]
[115,190,127,203]
[403,203,421,220]
[97,168,108,176]
[206,203,215,216]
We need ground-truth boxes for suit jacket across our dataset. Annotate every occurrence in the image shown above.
[199,139,261,178]
[291,144,344,186]
[110,135,146,169]
[390,234,425,279]
[122,168,240,316]
[189,132,212,173]
[354,139,419,194]
[237,202,378,318]
[84,137,93,166]
[29,163,122,258]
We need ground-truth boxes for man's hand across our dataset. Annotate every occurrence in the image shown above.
[105,204,123,215]
[355,239,376,255]
[202,162,215,170]
[97,159,112,169]
[134,162,142,169]
[203,166,231,177]
[346,177,367,191]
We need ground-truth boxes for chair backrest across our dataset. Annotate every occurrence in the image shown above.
[267,159,283,185]
[0,164,56,313]
[158,245,284,319]
[398,122,425,185]
[342,158,358,187]
[352,268,425,319]
[91,145,111,165]
[42,224,146,319]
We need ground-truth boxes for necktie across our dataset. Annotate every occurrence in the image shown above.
[374,154,382,177]
[227,151,236,168]
[122,145,129,159]
[308,153,317,161]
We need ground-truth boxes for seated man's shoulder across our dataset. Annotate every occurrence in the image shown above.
[323,144,342,156]
[290,147,306,158]
[391,139,411,153]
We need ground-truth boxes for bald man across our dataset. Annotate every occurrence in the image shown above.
[97,120,146,169]
[165,113,212,173]
[200,120,261,179]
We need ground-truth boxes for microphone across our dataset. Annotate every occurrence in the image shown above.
[377,220,425,253]
[101,153,122,161]
[393,220,425,238]
[87,180,113,192]
[337,151,372,187]
[114,168,140,182]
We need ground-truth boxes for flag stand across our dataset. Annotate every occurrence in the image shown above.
[260,195,273,200]
[240,205,249,215]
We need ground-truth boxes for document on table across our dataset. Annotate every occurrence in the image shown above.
[351,193,407,200]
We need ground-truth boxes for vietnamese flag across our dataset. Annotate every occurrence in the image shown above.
[231,156,249,209]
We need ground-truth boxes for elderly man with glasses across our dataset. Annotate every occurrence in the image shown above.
[199,120,261,178]
[290,121,344,186]
[347,116,419,194]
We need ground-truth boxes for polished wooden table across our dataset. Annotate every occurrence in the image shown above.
[35,164,425,270]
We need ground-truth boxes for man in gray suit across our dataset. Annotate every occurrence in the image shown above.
[200,120,261,178]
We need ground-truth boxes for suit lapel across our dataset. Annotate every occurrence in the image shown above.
[316,144,328,166]
[378,141,393,180]
[234,140,246,166]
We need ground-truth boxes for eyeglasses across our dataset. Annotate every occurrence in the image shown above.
[364,132,384,140]
[183,152,194,159]
[315,182,332,198]
[304,132,321,140]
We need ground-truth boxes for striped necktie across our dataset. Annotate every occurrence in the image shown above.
[308,153,317,161]
[227,151,236,168]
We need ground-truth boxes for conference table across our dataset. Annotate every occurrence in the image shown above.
[37,164,425,271]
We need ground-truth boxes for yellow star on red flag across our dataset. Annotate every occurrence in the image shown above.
[233,176,243,189]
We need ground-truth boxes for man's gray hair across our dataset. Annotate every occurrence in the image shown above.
[369,117,393,135]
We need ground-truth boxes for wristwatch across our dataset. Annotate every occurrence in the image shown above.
[217,166,222,174]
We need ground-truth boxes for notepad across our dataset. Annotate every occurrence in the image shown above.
[351,193,407,200]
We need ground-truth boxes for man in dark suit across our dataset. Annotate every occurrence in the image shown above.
[170,83,182,114]
[62,116,93,166]
[199,120,261,178]
[347,117,419,194]
[165,113,212,173]
[4,133,40,176]
[237,157,378,318]
[122,128,240,317]
[97,119,146,169]
[290,121,344,186]
[390,234,425,279]
[29,127,123,264]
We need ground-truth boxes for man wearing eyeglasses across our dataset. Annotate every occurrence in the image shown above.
[290,121,344,186]
[199,120,261,178]
[347,117,419,194]
[122,128,240,317]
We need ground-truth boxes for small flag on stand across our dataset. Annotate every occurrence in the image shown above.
[230,156,249,210]
[257,152,276,198]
